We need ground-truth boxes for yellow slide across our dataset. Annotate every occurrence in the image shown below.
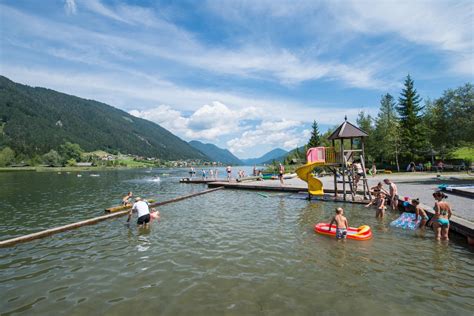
[296,162,325,195]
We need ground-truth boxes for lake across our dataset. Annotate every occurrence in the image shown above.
[0,168,473,315]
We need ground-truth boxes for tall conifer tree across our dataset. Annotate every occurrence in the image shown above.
[397,75,424,161]
[307,120,321,148]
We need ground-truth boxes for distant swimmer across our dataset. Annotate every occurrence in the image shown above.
[122,191,133,206]
[127,197,151,228]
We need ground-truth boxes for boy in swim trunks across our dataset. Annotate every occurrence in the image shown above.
[383,179,398,211]
[328,207,348,239]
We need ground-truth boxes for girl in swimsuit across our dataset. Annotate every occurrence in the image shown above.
[432,191,452,241]
[412,198,428,230]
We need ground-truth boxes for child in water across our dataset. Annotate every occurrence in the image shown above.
[365,192,386,218]
[150,208,160,222]
[122,192,133,206]
[328,207,349,239]
[412,198,429,229]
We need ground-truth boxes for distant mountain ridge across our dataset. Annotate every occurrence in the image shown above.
[0,76,208,160]
[189,141,242,165]
[241,148,288,165]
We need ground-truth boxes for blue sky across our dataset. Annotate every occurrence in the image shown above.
[0,0,472,158]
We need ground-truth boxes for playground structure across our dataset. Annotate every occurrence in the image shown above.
[296,117,371,201]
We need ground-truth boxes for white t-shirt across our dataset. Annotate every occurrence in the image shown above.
[132,200,150,218]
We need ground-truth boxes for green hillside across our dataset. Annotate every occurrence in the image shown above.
[189,140,242,165]
[0,76,208,160]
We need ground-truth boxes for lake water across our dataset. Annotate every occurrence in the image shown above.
[1,168,473,315]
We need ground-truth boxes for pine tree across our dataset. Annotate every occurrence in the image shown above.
[397,75,425,161]
[307,121,321,148]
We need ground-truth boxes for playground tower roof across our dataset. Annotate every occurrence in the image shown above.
[328,117,368,140]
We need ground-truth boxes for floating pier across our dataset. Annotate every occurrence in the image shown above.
[0,187,224,248]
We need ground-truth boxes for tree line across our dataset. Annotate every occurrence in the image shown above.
[287,76,473,170]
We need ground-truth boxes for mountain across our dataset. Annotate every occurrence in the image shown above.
[189,141,242,165]
[241,148,288,165]
[0,76,208,160]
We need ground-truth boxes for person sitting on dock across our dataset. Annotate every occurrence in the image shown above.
[365,192,386,218]
[328,207,348,239]
[412,198,429,230]
[127,197,151,228]
[122,192,133,206]
[383,179,398,211]
[432,191,452,241]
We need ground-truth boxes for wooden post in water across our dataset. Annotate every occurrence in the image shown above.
[0,187,224,248]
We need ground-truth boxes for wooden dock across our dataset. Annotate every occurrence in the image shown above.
[179,178,223,184]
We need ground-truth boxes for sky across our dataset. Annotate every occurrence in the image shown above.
[0,0,472,159]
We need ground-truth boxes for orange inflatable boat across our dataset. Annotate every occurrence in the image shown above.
[314,223,372,240]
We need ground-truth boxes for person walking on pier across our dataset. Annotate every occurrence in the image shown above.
[226,165,232,182]
[383,179,398,211]
[278,163,285,185]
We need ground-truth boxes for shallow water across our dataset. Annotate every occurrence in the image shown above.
[0,169,473,315]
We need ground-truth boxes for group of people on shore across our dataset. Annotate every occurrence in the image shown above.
[361,179,452,241]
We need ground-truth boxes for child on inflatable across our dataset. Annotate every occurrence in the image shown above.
[328,207,349,239]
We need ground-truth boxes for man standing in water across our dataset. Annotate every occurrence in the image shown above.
[383,178,398,211]
[127,197,151,228]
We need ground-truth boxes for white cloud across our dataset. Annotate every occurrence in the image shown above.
[130,101,262,140]
[64,0,77,15]
[14,1,385,88]
[226,120,306,156]
[329,0,474,76]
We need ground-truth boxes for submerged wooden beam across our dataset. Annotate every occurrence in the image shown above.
[0,187,224,248]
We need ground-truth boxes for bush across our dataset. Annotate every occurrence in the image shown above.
[0,147,15,167]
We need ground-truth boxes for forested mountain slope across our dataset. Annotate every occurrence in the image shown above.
[0,76,208,160]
